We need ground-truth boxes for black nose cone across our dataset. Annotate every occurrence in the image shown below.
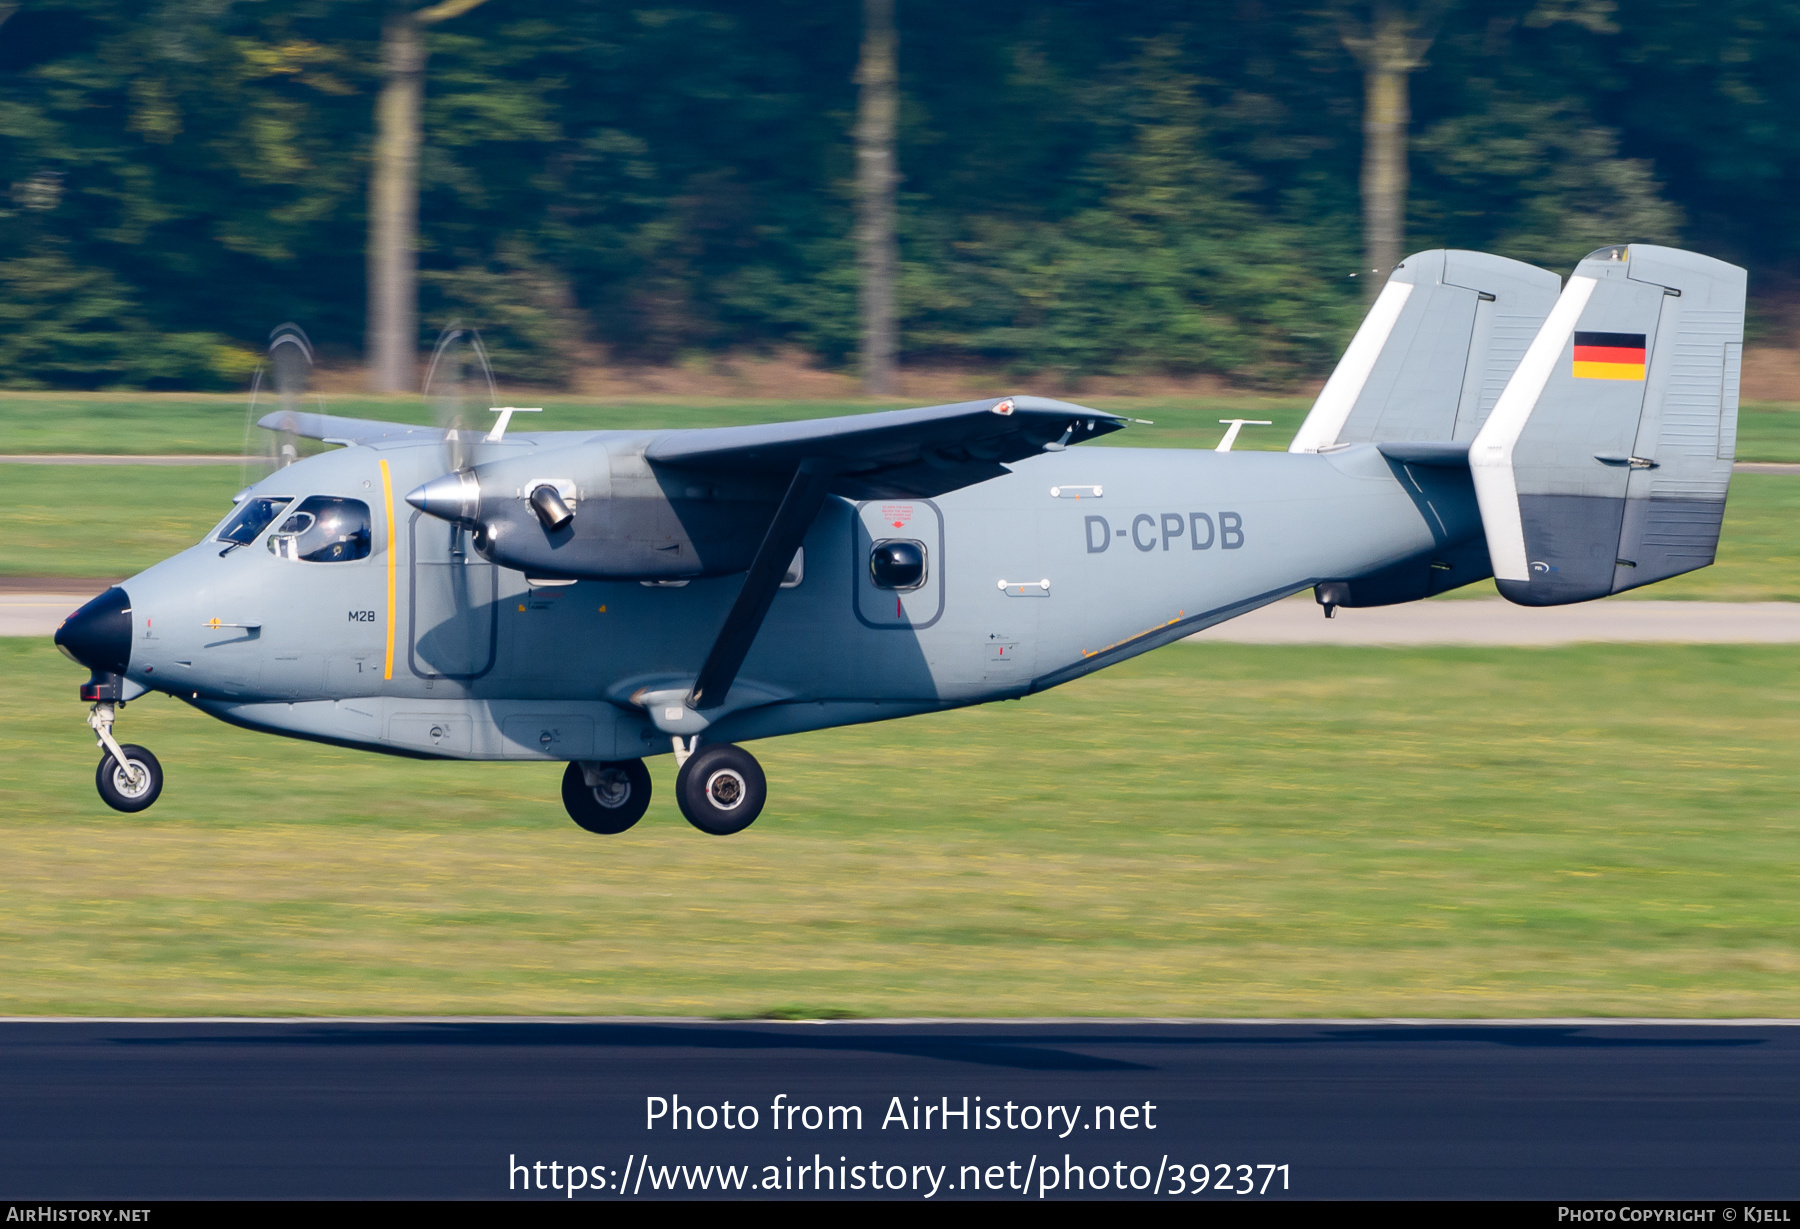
[55,586,132,674]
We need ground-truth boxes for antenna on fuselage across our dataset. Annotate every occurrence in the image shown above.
[1215,419,1272,452]
[485,407,542,442]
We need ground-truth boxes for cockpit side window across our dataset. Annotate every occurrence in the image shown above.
[267,495,372,563]
[216,497,292,546]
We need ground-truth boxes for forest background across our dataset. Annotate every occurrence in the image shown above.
[1,0,1796,395]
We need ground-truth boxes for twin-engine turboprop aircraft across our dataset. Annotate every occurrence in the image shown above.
[56,244,1745,834]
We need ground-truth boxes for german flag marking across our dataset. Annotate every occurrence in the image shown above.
[1572,330,1646,381]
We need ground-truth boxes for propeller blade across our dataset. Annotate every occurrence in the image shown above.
[240,323,317,490]
[422,323,499,479]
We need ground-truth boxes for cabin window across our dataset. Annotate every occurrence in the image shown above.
[869,539,927,590]
[267,496,372,563]
[216,497,292,546]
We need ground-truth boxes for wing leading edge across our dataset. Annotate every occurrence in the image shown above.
[255,410,448,446]
[645,395,1130,498]
[267,395,1131,499]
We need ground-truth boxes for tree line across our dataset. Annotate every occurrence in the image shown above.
[0,0,1794,391]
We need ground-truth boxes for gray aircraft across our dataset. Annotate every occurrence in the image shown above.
[55,244,1745,835]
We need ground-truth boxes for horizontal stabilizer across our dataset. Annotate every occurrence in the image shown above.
[1470,244,1746,606]
[1291,250,1562,452]
[1376,440,1471,467]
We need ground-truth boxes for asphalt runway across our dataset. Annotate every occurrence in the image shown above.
[2,1019,1797,1200]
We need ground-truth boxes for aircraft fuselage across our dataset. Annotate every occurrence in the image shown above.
[114,437,1478,761]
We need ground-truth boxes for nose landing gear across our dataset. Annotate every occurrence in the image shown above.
[87,702,163,813]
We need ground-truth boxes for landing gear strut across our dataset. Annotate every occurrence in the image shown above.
[675,743,766,836]
[562,758,652,834]
[88,702,162,813]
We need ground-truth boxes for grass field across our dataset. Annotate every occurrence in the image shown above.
[4,391,1800,460]
[4,461,1793,601]
[2,637,1796,1017]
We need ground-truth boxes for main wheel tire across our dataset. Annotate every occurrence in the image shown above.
[96,744,162,813]
[561,759,652,834]
[675,743,766,836]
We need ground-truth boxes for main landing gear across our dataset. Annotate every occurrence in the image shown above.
[88,701,163,813]
[560,742,767,836]
[674,742,766,836]
[562,759,653,834]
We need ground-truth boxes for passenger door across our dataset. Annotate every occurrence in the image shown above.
[407,512,498,679]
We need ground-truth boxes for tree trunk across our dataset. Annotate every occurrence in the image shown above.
[367,8,426,393]
[855,0,898,396]
[1347,2,1432,303]
[1360,57,1407,299]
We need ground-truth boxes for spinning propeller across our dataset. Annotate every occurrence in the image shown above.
[239,323,321,492]
[406,325,560,531]
[407,324,502,528]
[423,323,498,477]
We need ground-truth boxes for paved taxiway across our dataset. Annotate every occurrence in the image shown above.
[1,1019,1796,1199]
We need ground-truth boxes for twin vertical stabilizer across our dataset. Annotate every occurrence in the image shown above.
[1300,243,1746,609]
[1469,244,1745,606]
[1289,249,1562,453]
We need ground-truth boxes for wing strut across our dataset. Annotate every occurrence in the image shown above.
[689,459,838,711]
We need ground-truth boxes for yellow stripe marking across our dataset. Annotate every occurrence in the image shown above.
[379,459,396,680]
[1572,361,1645,381]
[1082,611,1187,659]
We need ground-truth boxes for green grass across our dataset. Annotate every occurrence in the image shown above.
[2,637,1797,1017]
[4,461,1793,601]
[0,464,244,579]
[1736,401,1800,463]
[3,391,1798,459]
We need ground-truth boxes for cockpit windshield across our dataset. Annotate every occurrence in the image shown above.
[216,497,292,546]
[266,495,372,563]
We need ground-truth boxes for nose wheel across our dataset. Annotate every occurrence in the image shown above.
[97,744,163,813]
[675,743,766,835]
[87,702,163,813]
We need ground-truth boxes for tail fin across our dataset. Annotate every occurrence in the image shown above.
[1290,249,1562,452]
[1470,244,1746,606]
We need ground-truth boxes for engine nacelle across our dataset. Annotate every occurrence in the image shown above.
[406,440,783,580]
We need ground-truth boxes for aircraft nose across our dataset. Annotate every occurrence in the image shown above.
[54,586,132,675]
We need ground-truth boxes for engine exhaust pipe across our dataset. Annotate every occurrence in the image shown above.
[528,484,574,531]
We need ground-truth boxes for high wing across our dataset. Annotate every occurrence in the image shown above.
[262,395,1123,496]
[644,395,1130,498]
[267,395,1128,498]
[256,410,447,446]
